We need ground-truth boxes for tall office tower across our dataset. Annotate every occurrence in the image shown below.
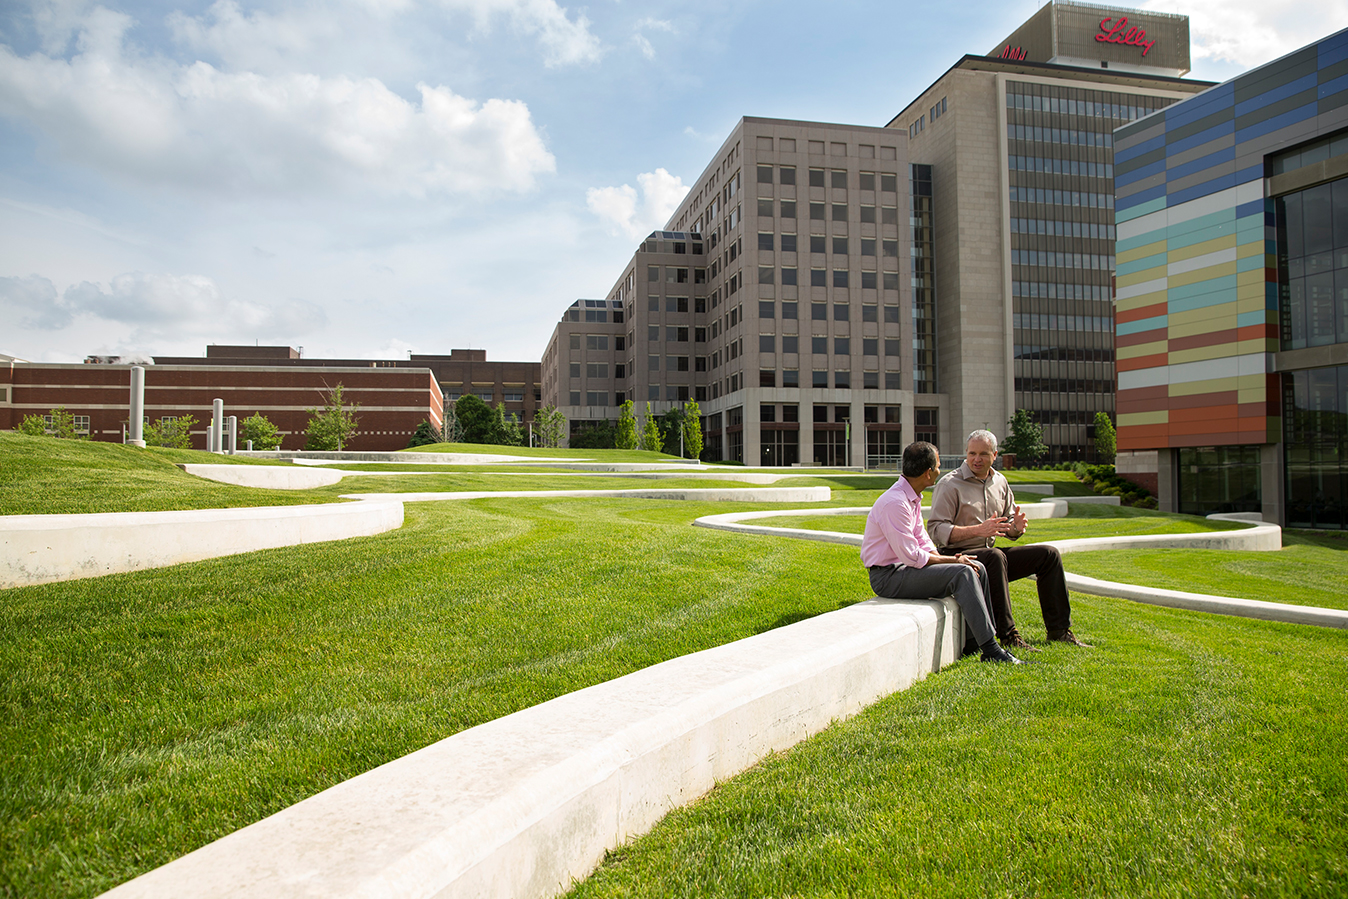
[887,1,1210,461]
[547,117,922,464]
[1113,27,1348,528]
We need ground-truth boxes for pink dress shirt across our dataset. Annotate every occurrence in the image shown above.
[860,477,936,569]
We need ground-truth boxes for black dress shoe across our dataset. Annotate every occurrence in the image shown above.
[980,643,1027,664]
[1000,632,1042,653]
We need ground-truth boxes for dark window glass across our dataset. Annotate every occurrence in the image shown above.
[782,369,799,387]
[862,305,877,322]
[757,164,773,183]
[831,170,847,189]
[759,334,775,353]
[832,203,848,222]
[811,269,827,287]
[833,237,848,255]
[811,302,827,320]
[760,301,775,319]
[781,234,798,252]
[834,303,849,321]
[810,235,826,253]
[780,167,796,185]
[812,336,828,354]
[782,267,798,285]
[835,337,850,354]
[860,206,876,223]
[782,302,797,319]
[863,338,878,355]
[809,169,825,187]
[862,271,877,289]
[881,173,897,192]
[782,335,798,353]
[810,202,826,220]
[861,238,876,256]
[758,232,774,250]
[833,270,849,288]
[813,370,829,388]
[860,172,876,190]
[780,201,797,218]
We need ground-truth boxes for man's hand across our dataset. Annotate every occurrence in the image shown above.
[970,515,1013,538]
[1011,504,1028,535]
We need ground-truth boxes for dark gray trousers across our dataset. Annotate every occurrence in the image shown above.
[867,561,996,648]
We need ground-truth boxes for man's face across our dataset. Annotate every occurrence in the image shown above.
[966,437,997,478]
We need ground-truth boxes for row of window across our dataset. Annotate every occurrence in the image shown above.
[1011,218,1116,240]
[1011,249,1116,271]
[1012,313,1114,333]
[760,268,902,289]
[1012,280,1113,301]
[1009,185,1115,209]
[1009,155,1113,179]
[568,334,622,351]
[764,371,903,389]
[647,266,708,284]
[1006,89,1155,122]
[1014,345,1116,362]
[758,335,902,356]
[757,233,902,256]
[638,237,704,255]
[563,308,623,323]
[754,199,903,224]
[1015,377,1114,394]
[1007,123,1113,148]
[762,301,902,323]
[755,166,901,192]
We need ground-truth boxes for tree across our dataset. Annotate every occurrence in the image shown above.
[145,414,197,449]
[44,406,81,439]
[440,406,463,443]
[532,405,567,448]
[1002,409,1047,464]
[490,403,524,446]
[639,402,663,453]
[614,400,638,450]
[1093,411,1117,464]
[304,383,360,451]
[240,412,283,450]
[657,406,686,455]
[570,420,616,449]
[682,400,703,460]
[14,414,46,436]
[407,419,441,448]
[454,394,495,444]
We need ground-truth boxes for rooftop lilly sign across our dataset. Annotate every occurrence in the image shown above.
[1096,16,1156,56]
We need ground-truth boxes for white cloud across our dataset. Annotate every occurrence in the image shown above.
[630,16,673,60]
[1,271,328,343]
[440,0,605,67]
[586,168,690,239]
[633,34,655,60]
[0,5,556,197]
[1141,0,1348,68]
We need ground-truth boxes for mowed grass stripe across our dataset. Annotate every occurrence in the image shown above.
[0,498,868,899]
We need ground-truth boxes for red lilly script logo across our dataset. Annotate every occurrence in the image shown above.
[997,44,1027,61]
[1096,17,1156,56]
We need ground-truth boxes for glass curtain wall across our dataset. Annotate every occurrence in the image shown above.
[1284,365,1348,529]
[910,164,937,393]
[1276,177,1348,350]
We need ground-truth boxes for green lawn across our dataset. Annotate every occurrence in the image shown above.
[569,583,1348,898]
[0,433,328,515]
[401,443,686,462]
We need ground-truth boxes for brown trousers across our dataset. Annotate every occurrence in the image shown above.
[961,544,1072,638]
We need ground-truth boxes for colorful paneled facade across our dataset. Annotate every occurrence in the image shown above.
[1112,29,1348,525]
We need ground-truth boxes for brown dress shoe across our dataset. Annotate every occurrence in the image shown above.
[1000,632,1042,653]
[1047,628,1093,647]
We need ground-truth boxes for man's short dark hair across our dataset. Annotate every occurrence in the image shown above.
[902,441,939,478]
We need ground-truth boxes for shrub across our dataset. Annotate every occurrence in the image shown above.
[14,414,47,437]
[304,384,360,451]
[240,412,283,451]
[145,414,198,449]
[614,401,638,450]
[406,420,441,448]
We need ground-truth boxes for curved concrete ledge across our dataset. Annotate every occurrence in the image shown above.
[0,502,404,589]
[1061,571,1348,628]
[179,463,345,490]
[102,595,963,899]
[346,487,832,504]
[245,451,703,469]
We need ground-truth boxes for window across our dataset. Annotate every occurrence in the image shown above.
[71,415,89,433]
[587,335,608,350]
[586,392,607,406]
[861,238,876,256]
[695,327,707,342]
[860,172,876,190]
[759,266,775,284]
[810,235,826,253]
[695,297,706,313]
[812,336,828,354]
[811,269,827,287]
[570,390,581,405]
[834,337,850,354]
[834,304,849,321]
[648,325,660,341]
[676,356,689,371]
[649,355,660,370]
[864,372,879,389]
[862,305,877,322]
[781,267,797,285]
[757,164,773,183]
[809,168,825,187]
[758,232,774,251]
[861,272,877,289]
[569,362,581,378]
[832,203,847,222]
[863,338,878,355]
[860,205,876,223]
[760,370,776,387]
[648,265,659,281]
[586,363,608,378]
[669,267,689,283]
[882,239,898,257]
[834,371,850,389]
[695,356,707,371]
[831,170,847,189]
[884,305,900,322]
[814,404,829,422]
[782,302,797,319]
[783,404,799,422]
[885,339,901,356]
[833,237,848,255]
[881,173,897,192]
[760,300,775,319]
[885,372,901,390]
[782,335,799,353]
[811,302,827,320]
[648,385,660,400]
[780,166,796,185]
[761,403,776,422]
[760,334,776,353]
[758,199,773,217]
[883,272,899,290]
[569,333,580,350]
[614,364,625,379]
[648,296,660,312]
[615,336,626,351]
[813,370,828,388]
[677,327,689,342]
[810,202,825,220]
[833,270,849,288]
[781,234,797,253]
[783,370,799,387]
[780,201,796,218]
[881,207,898,225]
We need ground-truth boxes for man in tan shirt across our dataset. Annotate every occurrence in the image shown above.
[926,429,1090,650]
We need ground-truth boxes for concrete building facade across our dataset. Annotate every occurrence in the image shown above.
[887,1,1211,461]
[1113,27,1348,528]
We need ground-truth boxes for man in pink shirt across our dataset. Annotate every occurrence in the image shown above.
[861,441,1025,664]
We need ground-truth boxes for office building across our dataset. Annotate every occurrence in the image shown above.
[1113,27,1348,528]
[886,0,1210,461]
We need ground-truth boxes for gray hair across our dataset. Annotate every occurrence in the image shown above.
[966,429,998,452]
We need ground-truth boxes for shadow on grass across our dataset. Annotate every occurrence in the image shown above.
[1284,528,1348,551]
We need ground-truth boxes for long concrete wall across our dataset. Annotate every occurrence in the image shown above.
[178,464,345,489]
[0,502,404,589]
[101,596,963,899]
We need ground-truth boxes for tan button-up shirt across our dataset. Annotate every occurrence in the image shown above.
[926,462,1023,551]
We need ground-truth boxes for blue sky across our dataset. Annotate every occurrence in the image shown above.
[1,0,1343,363]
